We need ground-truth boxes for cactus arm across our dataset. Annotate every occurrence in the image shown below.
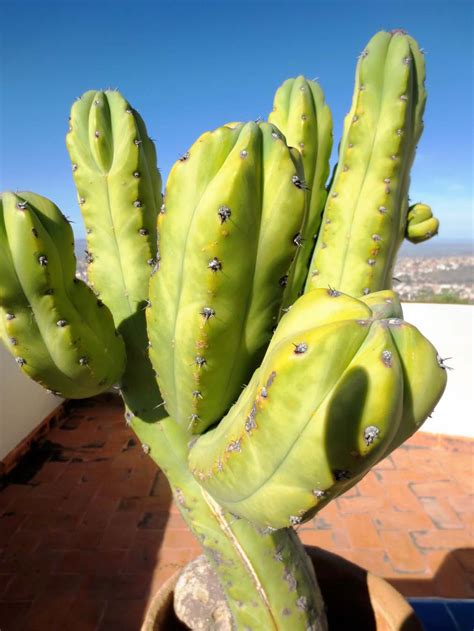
[147,122,305,433]
[131,415,326,630]
[0,192,125,397]
[269,76,333,299]
[306,31,427,297]
[189,289,447,529]
[405,203,439,243]
[66,90,162,418]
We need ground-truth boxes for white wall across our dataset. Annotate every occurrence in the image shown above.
[0,342,63,461]
[402,303,473,438]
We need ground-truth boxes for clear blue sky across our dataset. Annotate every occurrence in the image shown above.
[1,0,472,240]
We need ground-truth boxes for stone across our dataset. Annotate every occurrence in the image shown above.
[174,555,233,630]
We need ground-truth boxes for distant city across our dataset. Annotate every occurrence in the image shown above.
[74,237,474,305]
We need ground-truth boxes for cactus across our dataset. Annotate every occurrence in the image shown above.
[189,288,447,528]
[0,191,126,397]
[0,29,449,631]
[66,89,162,419]
[148,121,307,433]
[269,76,333,300]
[406,202,439,243]
[306,30,432,297]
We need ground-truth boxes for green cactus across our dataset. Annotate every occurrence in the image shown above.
[148,121,307,433]
[0,28,449,631]
[66,89,162,419]
[269,76,333,300]
[406,202,439,243]
[0,191,126,397]
[306,30,429,297]
[135,416,326,629]
[189,288,447,528]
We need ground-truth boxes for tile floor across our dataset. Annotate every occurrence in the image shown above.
[0,394,472,630]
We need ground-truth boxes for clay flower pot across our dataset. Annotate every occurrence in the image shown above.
[142,546,422,630]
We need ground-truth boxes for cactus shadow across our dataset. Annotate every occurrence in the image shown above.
[323,366,370,489]
[306,547,422,631]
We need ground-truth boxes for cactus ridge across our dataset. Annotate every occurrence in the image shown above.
[0,192,126,397]
[189,288,447,528]
[306,31,427,297]
[269,76,333,301]
[148,121,306,433]
[406,202,439,243]
[66,89,162,418]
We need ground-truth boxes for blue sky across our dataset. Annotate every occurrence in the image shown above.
[1,0,472,240]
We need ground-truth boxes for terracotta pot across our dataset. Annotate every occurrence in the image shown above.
[142,546,422,631]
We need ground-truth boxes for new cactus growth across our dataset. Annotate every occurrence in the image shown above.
[406,202,439,242]
[0,29,448,631]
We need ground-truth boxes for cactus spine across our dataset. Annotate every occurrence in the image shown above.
[269,76,333,299]
[306,31,430,297]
